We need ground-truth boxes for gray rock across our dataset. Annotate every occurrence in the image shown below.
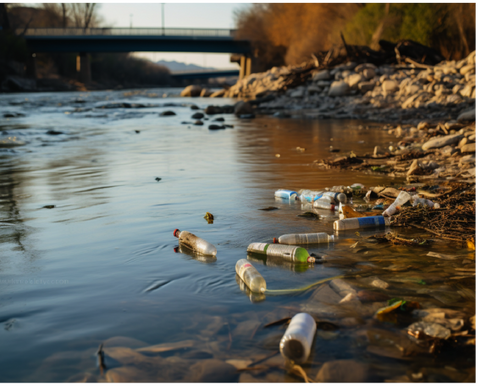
[307,84,321,94]
[363,68,376,80]
[191,112,204,119]
[180,85,202,97]
[160,110,176,116]
[328,81,349,97]
[458,109,475,122]
[422,133,464,150]
[346,73,363,88]
[315,359,369,382]
[185,359,237,382]
[382,80,398,93]
[290,89,305,98]
[355,63,376,73]
[461,143,476,153]
[316,80,332,88]
[312,70,330,81]
[358,81,375,93]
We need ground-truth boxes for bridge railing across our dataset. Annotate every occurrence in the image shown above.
[17,27,237,38]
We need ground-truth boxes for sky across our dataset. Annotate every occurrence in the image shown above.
[96,3,249,69]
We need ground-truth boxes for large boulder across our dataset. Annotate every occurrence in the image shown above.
[328,81,349,97]
[234,101,254,116]
[422,133,464,150]
[180,85,202,97]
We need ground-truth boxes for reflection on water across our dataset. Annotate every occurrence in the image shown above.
[174,243,217,264]
[0,89,474,382]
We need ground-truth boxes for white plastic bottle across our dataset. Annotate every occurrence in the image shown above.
[382,191,411,217]
[273,232,334,245]
[173,229,217,256]
[334,216,391,230]
[279,313,316,364]
[313,197,338,211]
[275,189,298,200]
[235,259,267,293]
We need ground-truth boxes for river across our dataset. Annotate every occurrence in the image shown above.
[0,88,474,382]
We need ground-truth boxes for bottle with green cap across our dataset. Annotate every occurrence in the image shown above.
[247,242,314,263]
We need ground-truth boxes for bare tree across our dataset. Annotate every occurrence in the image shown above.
[71,3,98,29]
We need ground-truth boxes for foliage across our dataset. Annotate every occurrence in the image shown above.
[235,3,476,69]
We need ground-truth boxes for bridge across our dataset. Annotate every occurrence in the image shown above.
[19,27,253,83]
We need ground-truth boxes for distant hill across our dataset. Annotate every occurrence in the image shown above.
[156,60,216,73]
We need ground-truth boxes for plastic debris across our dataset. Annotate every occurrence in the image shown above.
[407,321,451,340]
[334,216,391,230]
[383,191,412,217]
[173,229,217,256]
[275,189,298,200]
[279,313,316,364]
[247,242,314,263]
[204,212,214,223]
[235,259,266,293]
[273,232,334,245]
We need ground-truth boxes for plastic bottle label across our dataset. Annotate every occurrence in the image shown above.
[243,263,252,268]
[358,216,384,226]
[266,245,299,262]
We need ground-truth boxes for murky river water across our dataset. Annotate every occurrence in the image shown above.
[0,89,474,382]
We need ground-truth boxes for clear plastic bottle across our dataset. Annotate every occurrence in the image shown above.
[173,229,217,256]
[382,191,411,217]
[298,189,324,203]
[275,189,298,200]
[235,273,266,303]
[273,232,334,245]
[412,195,435,208]
[279,313,316,364]
[235,259,266,293]
[334,216,391,230]
[247,242,313,263]
[313,196,338,210]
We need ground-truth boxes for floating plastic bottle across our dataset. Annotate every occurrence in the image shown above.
[247,255,311,273]
[279,313,316,364]
[173,229,217,256]
[247,242,313,263]
[235,274,266,303]
[298,190,324,203]
[275,189,298,200]
[273,232,334,245]
[235,259,266,293]
[313,196,338,211]
[334,216,391,230]
[173,244,217,263]
[382,191,411,217]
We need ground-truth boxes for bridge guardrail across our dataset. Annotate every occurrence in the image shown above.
[17,27,237,38]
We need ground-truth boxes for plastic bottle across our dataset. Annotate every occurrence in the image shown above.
[313,197,338,211]
[382,191,411,217]
[298,190,324,203]
[173,229,217,256]
[275,189,298,200]
[320,191,347,204]
[235,259,266,293]
[247,242,314,263]
[279,313,316,364]
[273,232,334,245]
[334,216,391,230]
[412,195,435,208]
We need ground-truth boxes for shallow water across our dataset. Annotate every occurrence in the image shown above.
[0,89,474,382]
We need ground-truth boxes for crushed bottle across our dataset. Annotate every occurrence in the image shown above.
[382,190,412,217]
[279,313,316,364]
[313,196,338,210]
[273,232,334,245]
[412,195,436,208]
[334,216,391,230]
[247,242,314,263]
[235,258,266,293]
[173,229,217,256]
[275,189,298,200]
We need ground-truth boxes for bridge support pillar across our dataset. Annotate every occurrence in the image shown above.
[77,52,91,84]
[239,56,252,80]
[25,53,37,79]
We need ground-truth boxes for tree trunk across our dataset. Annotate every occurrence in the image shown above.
[370,3,390,51]
[0,0,10,30]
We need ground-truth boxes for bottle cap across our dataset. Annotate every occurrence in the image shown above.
[273,237,278,244]
[173,229,180,237]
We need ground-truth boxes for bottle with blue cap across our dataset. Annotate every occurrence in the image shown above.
[274,189,298,200]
